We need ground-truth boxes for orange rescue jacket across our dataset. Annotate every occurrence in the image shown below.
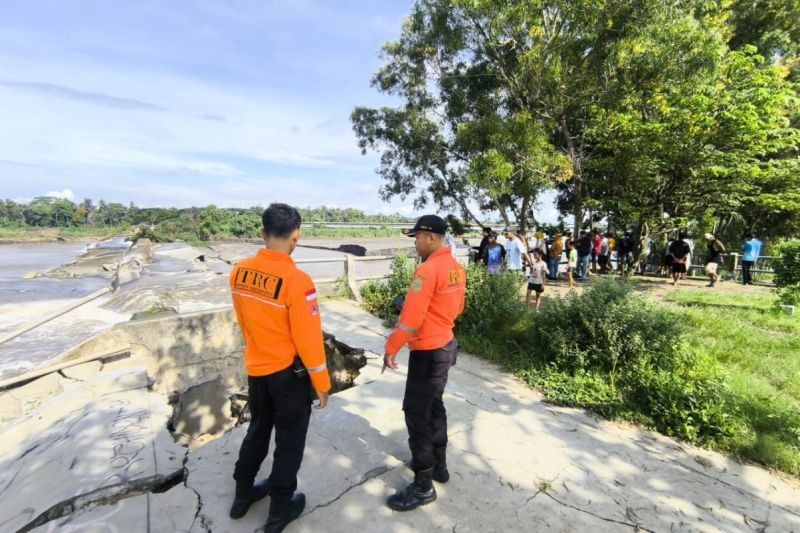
[385,246,466,356]
[230,248,331,393]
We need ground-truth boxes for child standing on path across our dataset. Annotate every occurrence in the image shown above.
[567,240,578,288]
[526,249,548,311]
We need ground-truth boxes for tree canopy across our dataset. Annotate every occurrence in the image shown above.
[353,0,800,254]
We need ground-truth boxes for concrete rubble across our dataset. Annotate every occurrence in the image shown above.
[0,300,797,532]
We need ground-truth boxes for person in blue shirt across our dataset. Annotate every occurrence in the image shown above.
[742,233,763,285]
[481,231,506,273]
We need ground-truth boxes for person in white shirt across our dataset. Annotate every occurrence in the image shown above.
[444,233,458,260]
[504,228,532,273]
[526,249,548,311]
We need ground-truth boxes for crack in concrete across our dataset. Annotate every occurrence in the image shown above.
[449,392,484,410]
[312,424,345,455]
[182,450,213,533]
[543,492,658,533]
[302,464,400,517]
[667,458,800,519]
[16,468,186,533]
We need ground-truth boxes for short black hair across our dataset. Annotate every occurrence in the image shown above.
[746,233,754,240]
[262,203,301,238]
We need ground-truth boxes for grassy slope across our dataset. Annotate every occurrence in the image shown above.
[0,225,133,242]
[666,290,800,475]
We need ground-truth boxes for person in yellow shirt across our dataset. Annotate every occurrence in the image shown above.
[229,203,331,532]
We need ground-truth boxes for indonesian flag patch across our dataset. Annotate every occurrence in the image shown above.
[306,288,319,316]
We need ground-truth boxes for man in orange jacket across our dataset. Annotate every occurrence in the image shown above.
[229,203,331,532]
[383,214,466,511]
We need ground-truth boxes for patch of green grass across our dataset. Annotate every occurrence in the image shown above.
[0,225,132,241]
[299,226,404,238]
[667,290,800,475]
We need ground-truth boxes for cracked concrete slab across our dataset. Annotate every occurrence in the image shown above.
[0,368,186,532]
[30,482,199,533]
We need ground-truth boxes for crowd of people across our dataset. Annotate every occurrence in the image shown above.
[470,226,765,307]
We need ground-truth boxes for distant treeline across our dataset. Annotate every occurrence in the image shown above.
[0,197,416,242]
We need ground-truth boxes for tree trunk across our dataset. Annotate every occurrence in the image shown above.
[560,116,583,237]
[494,198,512,229]
[457,198,484,229]
[631,218,651,274]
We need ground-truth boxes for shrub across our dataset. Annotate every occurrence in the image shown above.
[624,347,736,443]
[521,279,735,443]
[360,254,416,325]
[527,278,681,378]
[773,240,800,306]
[457,266,526,333]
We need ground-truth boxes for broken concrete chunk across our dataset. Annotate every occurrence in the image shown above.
[83,368,149,396]
[60,361,103,381]
[324,332,367,393]
[8,372,63,400]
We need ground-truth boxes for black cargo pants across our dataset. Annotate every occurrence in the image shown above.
[233,365,312,500]
[403,337,458,471]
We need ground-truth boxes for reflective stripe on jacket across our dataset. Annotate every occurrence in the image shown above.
[385,246,466,356]
[230,248,331,393]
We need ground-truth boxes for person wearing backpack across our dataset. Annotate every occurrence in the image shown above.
[668,233,691,286]
[576,231,593,280]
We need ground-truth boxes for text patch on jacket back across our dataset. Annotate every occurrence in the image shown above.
[234,268,283,299]
[448,269,464,285]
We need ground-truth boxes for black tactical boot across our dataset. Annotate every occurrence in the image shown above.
[387,467,437,511]
[229,479,270,519]
[432,446,449,483]
[264,492,305,533]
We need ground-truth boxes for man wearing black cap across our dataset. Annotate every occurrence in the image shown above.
[382,214,467,512]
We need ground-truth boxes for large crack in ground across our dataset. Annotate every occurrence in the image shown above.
[16,468,187,533]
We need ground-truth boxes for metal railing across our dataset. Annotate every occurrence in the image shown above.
[295,252,470,300]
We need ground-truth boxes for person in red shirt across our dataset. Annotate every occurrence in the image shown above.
[383,215,466,512]
[229,203,331,532]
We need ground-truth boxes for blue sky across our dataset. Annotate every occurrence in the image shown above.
[0,1,560,220]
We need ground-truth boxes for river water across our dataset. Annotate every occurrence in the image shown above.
[0,239,403,380]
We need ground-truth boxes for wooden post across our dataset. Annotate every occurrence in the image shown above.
[345,255,361,303]
[732,253,740,282]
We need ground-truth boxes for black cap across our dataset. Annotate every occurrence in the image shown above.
[403,214,447,236]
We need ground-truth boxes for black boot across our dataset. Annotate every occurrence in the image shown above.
[432,446,449,483]
[387,468,437,512]
[264,493,305,533]
[229,479,270,519]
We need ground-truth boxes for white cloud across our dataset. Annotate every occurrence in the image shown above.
[44,188,74,200]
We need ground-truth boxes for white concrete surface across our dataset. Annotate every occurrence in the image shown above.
[0,369,185,532]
